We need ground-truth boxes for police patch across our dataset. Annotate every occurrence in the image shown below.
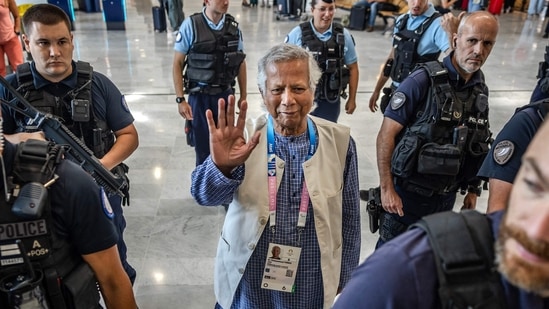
[493,140,515,165]
[101,187,115,219]
[121,95,130,112]
[390,92,406,110]
[176,31,182,43]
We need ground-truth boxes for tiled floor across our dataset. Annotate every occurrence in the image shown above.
[66,1,548,307]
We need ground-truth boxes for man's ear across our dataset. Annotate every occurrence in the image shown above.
[21,34,30,51]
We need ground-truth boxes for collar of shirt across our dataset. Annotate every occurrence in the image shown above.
[201,7,226,31]
[309,19,333,41]
[30,61,78,92]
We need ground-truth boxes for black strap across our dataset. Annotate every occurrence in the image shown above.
[410,210,506,309]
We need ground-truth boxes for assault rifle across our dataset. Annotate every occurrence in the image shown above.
[0,75,127,197]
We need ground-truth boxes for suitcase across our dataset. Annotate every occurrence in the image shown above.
[348,6,367,30]
[152,6,167,32]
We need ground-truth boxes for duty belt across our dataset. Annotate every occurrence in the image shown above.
[188,84,232,95]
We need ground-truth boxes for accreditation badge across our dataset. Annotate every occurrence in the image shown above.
[261,243,301,293]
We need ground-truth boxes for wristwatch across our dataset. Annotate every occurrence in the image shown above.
[176,97,185,104]
[467,185,482,197]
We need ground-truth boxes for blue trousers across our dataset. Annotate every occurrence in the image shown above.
[375,184,456,248]
[108,194,136,284]
[310,98,341,123]
[189,89,234,166]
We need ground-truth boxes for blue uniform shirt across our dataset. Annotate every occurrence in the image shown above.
[477,106,542,184]
[333,211,549,308]
[285,20,358,65]
[174,7,245,54]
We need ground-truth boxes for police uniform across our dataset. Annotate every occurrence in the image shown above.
[285,20,357,123]
[0,61,136,283]
[390,3,449,89]
[332,211,549,308]
[174,8,245,166]
[477,103,546,184]
[380,54,489,246]
[0,141,118,308]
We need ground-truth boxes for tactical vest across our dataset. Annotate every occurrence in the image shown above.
[391,12,441,83]
[299,22,350,103]
[0,140,99,309]
[15,62,115,159]
[391,61,491,197]
[184,13,246,93]
[411,210,507,309]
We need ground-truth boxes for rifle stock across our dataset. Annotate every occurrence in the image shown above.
[0,75,126,197]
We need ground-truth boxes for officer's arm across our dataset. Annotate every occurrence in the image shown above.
[376,117,404,216]
[83,245,137,309]
[486,178,512,213]
[236,59,248,108]
[173,51,187,100]
[345,62,359,114]
[99,123,139,170]
[370,48,394,113]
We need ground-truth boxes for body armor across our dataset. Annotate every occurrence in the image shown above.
[184,13,245,93]
[390,12,441,83]
[300,22,350,103]
[391,61,491,196]
[0,140,99,309]
[15,62,114,159]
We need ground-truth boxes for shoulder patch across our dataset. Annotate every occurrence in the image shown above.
[493,140,515,165]
[121,95,130,112]
[101,187,115,219]
[176,31,182,43]
[390,91,406,110]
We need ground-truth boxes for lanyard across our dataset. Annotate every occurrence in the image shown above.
[267,116,316,230]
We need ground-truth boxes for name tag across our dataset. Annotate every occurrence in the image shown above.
[261,243,301,293]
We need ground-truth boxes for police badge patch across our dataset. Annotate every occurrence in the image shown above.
[121,95,130,112]
[101,187,115,219]
[493,140,515,165]
[390,92,406,110]
[176,31,182,43]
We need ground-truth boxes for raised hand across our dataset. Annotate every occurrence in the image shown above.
[206,95,261,176]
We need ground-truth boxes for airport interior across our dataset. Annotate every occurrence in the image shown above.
[13,0,549,307]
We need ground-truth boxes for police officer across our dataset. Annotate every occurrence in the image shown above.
[0,4,139,283]
[0,131,137,307]
[477,48,549,214]
[375,11,498,247]
[173,0,247,166]
[285,0,359,123]
[368,0,451,113]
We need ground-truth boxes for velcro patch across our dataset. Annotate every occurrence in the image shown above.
[493,140,515,165]
[390,91,406,110]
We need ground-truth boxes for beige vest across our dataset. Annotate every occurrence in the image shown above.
[215,114,352,309]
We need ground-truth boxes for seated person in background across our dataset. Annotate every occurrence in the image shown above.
[352,0,392,32]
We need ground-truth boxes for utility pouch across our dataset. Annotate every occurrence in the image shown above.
[224,51,245,67]
[391,134,422,178]
[62,263,100,309]
[417,143,461,176]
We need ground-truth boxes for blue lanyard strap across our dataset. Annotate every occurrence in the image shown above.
[267,116,316,229]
